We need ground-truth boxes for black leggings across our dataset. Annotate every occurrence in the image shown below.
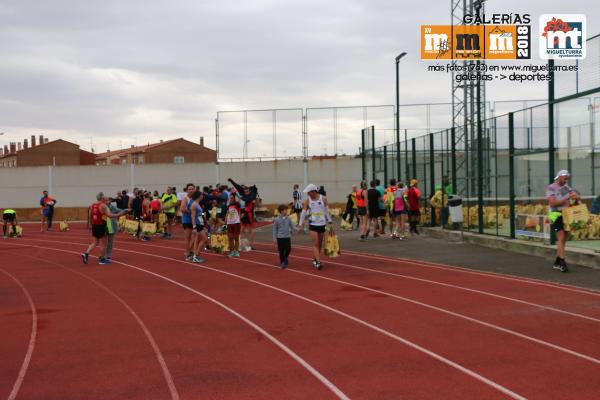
[277,238,292,263]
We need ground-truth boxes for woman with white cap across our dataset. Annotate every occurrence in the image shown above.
[297,183,333,270]
[546,170,580,272]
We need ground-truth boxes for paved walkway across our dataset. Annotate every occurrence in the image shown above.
[255,224,600,291]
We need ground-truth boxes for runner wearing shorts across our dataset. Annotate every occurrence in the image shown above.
[82,192,123,265]
[292,184,303,221]
[393,182,408,239]
[3,209,18,238]
[39,190,57,232]
[407,179,421,235]
[226,192,242,257]
[356,181,368,241]
[297,184,333,270]
[161,186,177,238]
[190,190,207,263]
[547,170,579,272]
[179,183,196,260]
[240,190,255,249]
[367,180,382,238]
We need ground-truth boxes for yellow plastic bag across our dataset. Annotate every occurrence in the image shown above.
[124,219,139,234]
[142,222,157,235]
[562,204,590,232]
[59,221,69,232]
[158,213,167,225]
[9,225,23,237]
[118,215,127,228]
[340,219,352,231]
[210,233,229,253]
[324,232,340,257]
[289,213,298,225]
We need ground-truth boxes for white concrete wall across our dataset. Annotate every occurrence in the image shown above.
[0,158,361,207]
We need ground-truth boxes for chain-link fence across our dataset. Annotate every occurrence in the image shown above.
[363,90,600,247]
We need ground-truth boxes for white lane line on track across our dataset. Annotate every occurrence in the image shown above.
[241,249,600,365]
[248,247,600,324]
[18,238,527,399]
[3,251,180,400]
[46,233,597,367]
[24,235,600,325]
[98,238,600,366]
[269,241,600,297]
[50,230,600,297]
[0,268,38,400]
[0,242,350,400]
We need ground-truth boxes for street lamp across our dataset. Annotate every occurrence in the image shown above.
[395,52,407,181]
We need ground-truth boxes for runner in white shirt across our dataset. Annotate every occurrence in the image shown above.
[297,184,333,270]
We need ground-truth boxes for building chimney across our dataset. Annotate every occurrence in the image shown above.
[17,142,22,151]
[4,145,8,154]
[10,142,16,154]
[44,138,49,144]
[39,135,44,145]
[200,136,204,146]
[31,135,36,147]
[24,139,28,149]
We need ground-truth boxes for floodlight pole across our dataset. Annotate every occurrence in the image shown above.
[395,52,407,181]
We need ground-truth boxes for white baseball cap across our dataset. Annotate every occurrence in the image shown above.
[554,170,570,181]
[303,184,318,193]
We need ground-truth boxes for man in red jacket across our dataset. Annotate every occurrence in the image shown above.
[406,179,422,235]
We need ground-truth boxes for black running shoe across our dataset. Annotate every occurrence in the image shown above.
[82,253,89,264]
[552,257,561,270]
[559,259,569,273]
[315,260,322,270]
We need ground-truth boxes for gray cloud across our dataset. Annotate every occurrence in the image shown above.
[0,0,598,157]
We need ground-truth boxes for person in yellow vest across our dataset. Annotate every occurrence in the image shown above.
[430,189,448,227]
[161,186,178,239]
[3,209,18,238]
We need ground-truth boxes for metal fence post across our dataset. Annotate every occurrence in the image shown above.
[361,128,366,180]
[371,127,376,181]
[404,129,409,183]
[383,145,388,184]
[548,59,556,245]
[477,62,484,234]
[429,133,436,226]
[411,138,417,184]
[451,127,457,196]
[509,113,516,239]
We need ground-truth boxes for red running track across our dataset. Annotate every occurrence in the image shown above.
[1,224,600,399]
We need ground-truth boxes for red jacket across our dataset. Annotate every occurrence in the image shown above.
[406,187,421,211]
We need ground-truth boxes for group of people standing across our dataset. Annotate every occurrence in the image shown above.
[342,178,422,241]
[82,178,259,265]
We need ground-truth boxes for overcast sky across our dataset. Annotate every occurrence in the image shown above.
[0,0,597,158]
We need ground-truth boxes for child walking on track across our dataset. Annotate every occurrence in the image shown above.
[273,204,294,269]
[297,184,333,270]
[226,192,242,258]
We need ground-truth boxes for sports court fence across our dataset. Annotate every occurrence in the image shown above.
[362,35,600,246]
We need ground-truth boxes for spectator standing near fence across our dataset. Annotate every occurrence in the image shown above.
[292,184,303,221]
[547,170,579,273]
[407,179,421,235]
